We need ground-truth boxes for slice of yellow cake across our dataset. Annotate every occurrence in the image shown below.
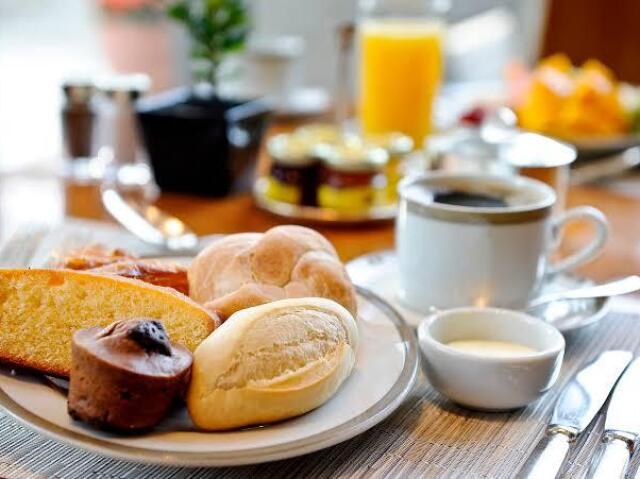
[0,269,218,377]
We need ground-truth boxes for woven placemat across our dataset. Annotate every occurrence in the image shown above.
[0,223,639,479]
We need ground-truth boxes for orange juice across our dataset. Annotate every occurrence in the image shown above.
[359,19,444,147]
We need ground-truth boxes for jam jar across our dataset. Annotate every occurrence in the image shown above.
[266,134,319,206]
[366,132,413,203]
[316,142,388,213]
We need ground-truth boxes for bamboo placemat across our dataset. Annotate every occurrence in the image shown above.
[0,222,639,479]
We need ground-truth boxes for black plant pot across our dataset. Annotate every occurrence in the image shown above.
[136,87,272,197]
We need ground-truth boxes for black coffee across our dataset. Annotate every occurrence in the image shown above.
[433,190,508,208]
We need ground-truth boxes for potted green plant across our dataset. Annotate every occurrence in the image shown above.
[136,0,272,197]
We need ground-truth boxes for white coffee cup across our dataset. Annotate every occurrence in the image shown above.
[396,172,609,311]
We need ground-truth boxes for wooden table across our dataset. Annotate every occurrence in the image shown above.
[155,183,640,282]
[1,124,639,283]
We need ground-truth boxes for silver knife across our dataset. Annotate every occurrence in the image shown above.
[101,187,199,253]
[587,358,640,479]
[516,350,633,479]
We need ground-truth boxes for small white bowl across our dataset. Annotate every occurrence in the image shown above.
[417,307,565,411]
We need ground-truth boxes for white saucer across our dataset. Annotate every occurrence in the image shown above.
[346,250,611,334]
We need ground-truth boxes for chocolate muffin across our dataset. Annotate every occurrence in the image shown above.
[68,319,193,432]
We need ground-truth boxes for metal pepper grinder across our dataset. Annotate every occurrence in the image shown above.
[97,74,150,166]
[334,22,355,130]
[61,80,97,160]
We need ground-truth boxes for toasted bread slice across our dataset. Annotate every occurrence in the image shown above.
[0,269,217,377]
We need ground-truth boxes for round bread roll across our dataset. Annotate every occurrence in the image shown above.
[187,297,358,430]
[188,225,357,319]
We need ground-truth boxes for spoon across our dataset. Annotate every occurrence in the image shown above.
[101,187,199,253]
[526,275,640,311]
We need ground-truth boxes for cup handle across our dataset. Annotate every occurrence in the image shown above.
[547,206,609,276]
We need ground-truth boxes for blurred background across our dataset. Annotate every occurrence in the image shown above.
[1,0,639,247]
[0,0,545,170]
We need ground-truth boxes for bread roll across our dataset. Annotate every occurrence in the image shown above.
[187,297,358,430]
[188,225,357,319]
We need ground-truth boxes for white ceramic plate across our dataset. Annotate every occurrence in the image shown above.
[347,250,611,334]
[570,133,640,158]
[0,287,418,467]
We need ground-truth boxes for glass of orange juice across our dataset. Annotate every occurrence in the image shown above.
[358,0,448,147]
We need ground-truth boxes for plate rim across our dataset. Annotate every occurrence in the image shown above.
[346,249,611,334]
[0,286,419,467]
[569,132,640,151]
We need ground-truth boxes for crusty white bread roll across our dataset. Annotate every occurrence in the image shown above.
[188,226,357,320]
[187,297,358,430]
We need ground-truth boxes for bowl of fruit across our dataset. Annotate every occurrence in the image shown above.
[460,54,640,157]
